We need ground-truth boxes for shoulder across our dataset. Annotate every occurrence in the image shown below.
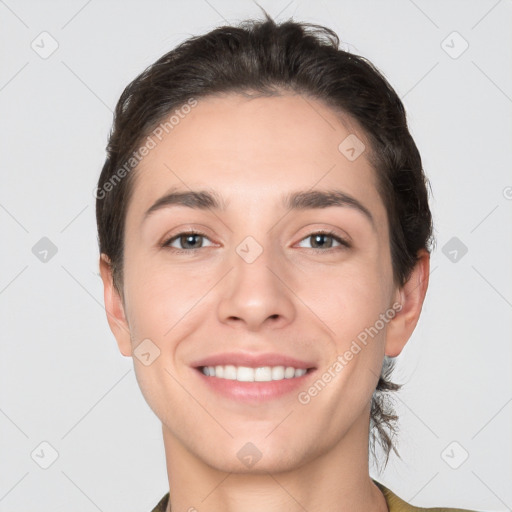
[373,479,481,512]
[151,484,482,512]
[150,492,169,512]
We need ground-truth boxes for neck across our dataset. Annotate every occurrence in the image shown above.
[161,403,388,512]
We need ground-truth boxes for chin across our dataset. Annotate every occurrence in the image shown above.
[193,437,311,475]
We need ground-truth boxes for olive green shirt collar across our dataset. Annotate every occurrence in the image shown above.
[150,479,478,511]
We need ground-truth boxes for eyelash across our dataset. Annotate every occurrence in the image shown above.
[161,230,351,253]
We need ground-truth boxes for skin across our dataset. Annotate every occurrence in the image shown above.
[100,93,429,512]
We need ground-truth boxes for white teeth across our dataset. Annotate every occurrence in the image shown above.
[237,366,254,382]
[223,365,237,380]
[284,366,296,378]
[255,367,272,381]
[272,366,284,380]
[200,365,308,381]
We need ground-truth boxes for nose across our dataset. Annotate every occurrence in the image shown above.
[216,241,296,332]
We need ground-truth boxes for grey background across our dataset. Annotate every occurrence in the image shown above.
[1,0,511,510]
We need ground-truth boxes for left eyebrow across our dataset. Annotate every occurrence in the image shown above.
[283,189,375,230]
[143,187,375,230]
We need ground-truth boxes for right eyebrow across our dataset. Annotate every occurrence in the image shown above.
[143,188,227,221]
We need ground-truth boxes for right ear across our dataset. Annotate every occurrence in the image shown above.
[99,254,132,357]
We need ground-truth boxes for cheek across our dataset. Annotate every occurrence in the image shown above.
[294,254,392,344]
[122,260,205,420]
[122,238,208,330]
[304,264,391,418]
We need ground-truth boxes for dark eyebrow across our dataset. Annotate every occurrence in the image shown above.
[143,187,375,229]
[144,187,226,220]
[284,189,375,229]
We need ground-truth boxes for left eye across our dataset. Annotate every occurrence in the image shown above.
[165,232,214,250]
[297,232,349,250]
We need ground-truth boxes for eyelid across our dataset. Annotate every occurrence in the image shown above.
[293,222,352,246]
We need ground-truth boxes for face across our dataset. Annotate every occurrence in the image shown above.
[103,92,418,474]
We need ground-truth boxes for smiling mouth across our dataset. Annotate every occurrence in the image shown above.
[197,365,315,382]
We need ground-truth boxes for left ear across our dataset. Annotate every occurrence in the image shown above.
[385,249,430,357]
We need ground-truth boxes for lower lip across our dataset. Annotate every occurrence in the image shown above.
[194,368,316,403]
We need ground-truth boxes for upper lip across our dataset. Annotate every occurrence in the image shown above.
[191,352,317,370]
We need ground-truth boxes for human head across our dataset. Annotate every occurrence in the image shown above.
[96,13,433,469]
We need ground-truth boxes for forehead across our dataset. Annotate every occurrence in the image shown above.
[127,93,387,230]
